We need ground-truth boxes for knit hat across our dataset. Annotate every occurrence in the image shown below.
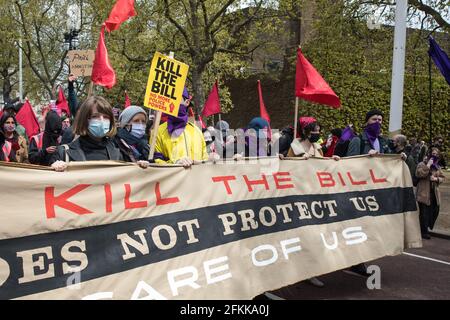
[215,120,230,132]
[365,109,383,122]
[118,105,147,128]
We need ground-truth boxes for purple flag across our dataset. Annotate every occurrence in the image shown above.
[340,125,356,142]
[428,36,450,85]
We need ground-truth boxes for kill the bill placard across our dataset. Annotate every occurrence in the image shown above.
[143,52,189,117]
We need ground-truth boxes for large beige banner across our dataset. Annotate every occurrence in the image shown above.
[0,155,421,299]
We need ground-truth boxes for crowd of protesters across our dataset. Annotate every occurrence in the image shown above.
[0,76,447,283]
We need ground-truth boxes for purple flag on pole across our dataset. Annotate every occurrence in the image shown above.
[428,36,450,85]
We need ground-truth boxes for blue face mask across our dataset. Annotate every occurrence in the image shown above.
[130,123,146,139]
[88,119,110,138]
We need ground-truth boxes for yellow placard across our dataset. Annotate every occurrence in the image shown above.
[143,52,189,116]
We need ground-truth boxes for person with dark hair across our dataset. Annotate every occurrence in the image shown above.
[59,74,81,144]
[286,117,340,160]
[277,126,295,157]
[3,102,28,144]
[431,136,446,168]
[415,147,445,239]
[333,125,356,157]
[346,109,389,156]
[321,128,342,157]
[282,116,339,288]
[50,96,123,171]
[68,74,80,117]
[115,105,150,164]
[0,122,17,162]
[0,112,28,163]
[344,110,389,277]
[29,110,62,166]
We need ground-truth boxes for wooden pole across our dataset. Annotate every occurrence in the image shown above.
[88,79,94,97]
[148,51,174,161]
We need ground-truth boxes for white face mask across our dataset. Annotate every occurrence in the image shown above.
[88,119,110,138]
[130,123,146,139]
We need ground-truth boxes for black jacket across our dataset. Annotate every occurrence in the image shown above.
[50,136,123,163]
[346,132,390,156]
[28,136,54,165]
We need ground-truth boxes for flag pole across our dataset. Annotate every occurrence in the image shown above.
[294,45,301,139]
[294,97,299,139]
[218,113,223,143]
[88,79,94,97]
[148,51,174,161]
[428,53,432,146]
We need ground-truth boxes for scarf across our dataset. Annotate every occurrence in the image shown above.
[167,104,188,137]
[364,122,381,148]
[117,127,149,160]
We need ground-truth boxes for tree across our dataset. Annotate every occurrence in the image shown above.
[345,0,449,33]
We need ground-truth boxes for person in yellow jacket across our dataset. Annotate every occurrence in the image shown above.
[154,89,208,167]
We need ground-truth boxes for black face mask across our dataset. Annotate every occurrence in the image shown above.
[388,140,396,150]
[309,133,320,143]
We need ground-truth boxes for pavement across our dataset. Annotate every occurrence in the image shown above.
[258,236,450,300]
[256,171,450,300]
[433,170,450,236]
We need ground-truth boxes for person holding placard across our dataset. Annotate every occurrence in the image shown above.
[153,88,209,167]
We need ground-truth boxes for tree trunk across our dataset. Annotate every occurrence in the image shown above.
[2,76,12,104]
[191,66,206,116]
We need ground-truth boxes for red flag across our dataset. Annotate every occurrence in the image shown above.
[257,80,271,123]
[105,0,136,32]
[201,81,221,117]
[198,115,206,129]
[295,48,341,108]
[91,26,116,89]
[15,100,40,140]
[56,86,70,116]
[124,91,131,108]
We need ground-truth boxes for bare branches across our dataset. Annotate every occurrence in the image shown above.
[409,0,449,32]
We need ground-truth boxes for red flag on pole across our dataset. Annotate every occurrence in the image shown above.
[91,25,116,89]
[201,81,221,117]
[257,80,271,123]
[105,0,136,32]
[198,115,206,129]
[15,100,40,140]
[56,86,70,116]
[124,91,131,108]
[295,48,341,108]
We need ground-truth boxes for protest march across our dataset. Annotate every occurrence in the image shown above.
[0,0,449,302]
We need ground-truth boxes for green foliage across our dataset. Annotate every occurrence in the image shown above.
[289,0,449,151]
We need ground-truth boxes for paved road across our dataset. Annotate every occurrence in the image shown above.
[260,236,450,300]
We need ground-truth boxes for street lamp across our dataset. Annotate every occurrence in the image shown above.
[63,4,81,51]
